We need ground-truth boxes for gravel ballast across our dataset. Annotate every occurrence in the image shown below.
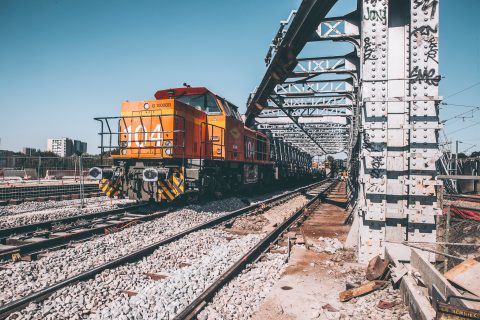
[198,252,287,320]
[6,230,263,320]
[2,190,312,319]
[0,198,246,307]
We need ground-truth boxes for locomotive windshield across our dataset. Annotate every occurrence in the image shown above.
[175,94,221,114]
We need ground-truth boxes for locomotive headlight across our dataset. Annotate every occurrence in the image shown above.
[144,102,150,110]
[88,167,103,180]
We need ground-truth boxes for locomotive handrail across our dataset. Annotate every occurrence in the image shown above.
[93,114,186,158]
[200,122,225,161]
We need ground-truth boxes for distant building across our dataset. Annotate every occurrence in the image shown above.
[0,150,15,168]
[73,140,87,155]
[47,138,73,157]
[47,138,87,157]
[22,147,37,156]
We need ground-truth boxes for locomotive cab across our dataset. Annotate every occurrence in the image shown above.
[155,87,248,162]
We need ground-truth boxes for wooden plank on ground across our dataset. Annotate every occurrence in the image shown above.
[339,280,388,302]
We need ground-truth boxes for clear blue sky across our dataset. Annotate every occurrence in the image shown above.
[0,0,479,154]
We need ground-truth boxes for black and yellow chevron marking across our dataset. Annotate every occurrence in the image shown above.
[157,168,184,202]
[99,178,121,198]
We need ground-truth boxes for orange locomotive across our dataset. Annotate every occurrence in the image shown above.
[89,87,312,202]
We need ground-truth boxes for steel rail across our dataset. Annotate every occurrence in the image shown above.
[0,205,166,261]
[0,179,327,319]
[0,203,147,239]
[174,180,336,320]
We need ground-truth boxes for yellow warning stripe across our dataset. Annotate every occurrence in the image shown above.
[102,182,112,193]
[155,168,185,202]
[99,179,109,190]
[106,185,116,197]
[100,178,119,198]
[172,173,185,193]
[159,182,174,201]
[164,180,180,197]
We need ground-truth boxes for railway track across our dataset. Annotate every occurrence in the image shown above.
[0,179,331,319]
[174,181,334,319]
[0,203,151,262]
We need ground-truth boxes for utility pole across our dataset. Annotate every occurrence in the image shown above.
[454,140,461,192]
[455,140,459,191]
[454,140,458,174]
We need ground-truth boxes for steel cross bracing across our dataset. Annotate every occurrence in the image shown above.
[258,108,351,118]
[292,53,358,78]
[283,95,353,108]
[247,0,443,263]
[275,79,355,95]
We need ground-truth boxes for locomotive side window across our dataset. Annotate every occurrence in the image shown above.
[256,137,266,161]
[220,98,242,121]
[219,98,233,117]
[205,94,221,113]
[175,94,221,114]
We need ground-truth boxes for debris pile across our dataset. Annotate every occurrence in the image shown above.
[311,236,344,254]
[334,253,410,320]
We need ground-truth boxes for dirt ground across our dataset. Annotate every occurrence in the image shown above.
[252,187,411,320]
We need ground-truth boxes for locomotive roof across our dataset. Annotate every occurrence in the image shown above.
[154,87,212,100]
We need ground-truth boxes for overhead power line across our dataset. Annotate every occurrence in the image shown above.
[444,81,480,100]
[448,120,480,135]
[441,103,479,108]
[440,104,480,123]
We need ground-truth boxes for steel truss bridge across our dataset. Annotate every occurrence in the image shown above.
[246,0,442,263]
